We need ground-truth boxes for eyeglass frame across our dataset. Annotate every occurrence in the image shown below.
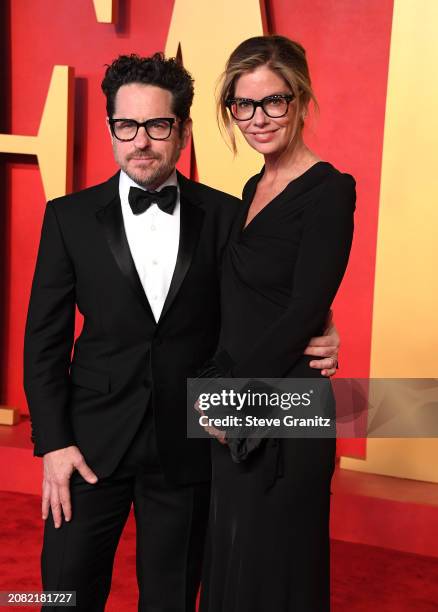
[226,94,294,121]
[108,117,178,141]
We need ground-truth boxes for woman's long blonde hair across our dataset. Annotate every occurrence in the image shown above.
[217,35,318,154]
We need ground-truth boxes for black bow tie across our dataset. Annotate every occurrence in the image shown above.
[128,185,177,216]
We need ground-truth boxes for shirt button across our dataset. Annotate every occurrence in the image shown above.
[152,259,158,265]
[150,225,156,231]
[152,295,158,301]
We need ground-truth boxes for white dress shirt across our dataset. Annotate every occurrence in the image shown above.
[119,170,180,322]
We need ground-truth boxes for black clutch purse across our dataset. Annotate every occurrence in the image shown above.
[195,353,273,463]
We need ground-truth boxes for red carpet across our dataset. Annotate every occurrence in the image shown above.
[0,491,437,611]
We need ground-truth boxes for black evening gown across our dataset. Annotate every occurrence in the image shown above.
[199,162,356,612]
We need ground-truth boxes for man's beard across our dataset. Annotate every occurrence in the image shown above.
[122,151,179,190]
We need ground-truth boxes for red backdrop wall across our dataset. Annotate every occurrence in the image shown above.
[1,1,394,462]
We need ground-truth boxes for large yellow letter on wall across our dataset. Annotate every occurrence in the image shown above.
[341,0,438,483]
[166,0,267,197]
[0,65,75,201]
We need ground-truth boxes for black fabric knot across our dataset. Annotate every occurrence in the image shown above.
[128,185,177,215]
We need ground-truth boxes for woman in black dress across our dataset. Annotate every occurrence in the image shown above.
[199,36,355,611]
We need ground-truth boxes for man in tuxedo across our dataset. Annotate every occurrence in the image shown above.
[24,53,339,611]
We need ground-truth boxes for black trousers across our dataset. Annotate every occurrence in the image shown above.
[41,411,210,611]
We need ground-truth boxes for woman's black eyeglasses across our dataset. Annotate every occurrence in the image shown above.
[226,94,294,121]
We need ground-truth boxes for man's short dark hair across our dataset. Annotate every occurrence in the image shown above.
[101,53,194,121]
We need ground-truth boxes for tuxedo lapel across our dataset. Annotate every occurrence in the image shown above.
[96,185,155,320]
[160,179,205,322]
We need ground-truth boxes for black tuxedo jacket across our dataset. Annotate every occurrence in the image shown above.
[24,171,239,485]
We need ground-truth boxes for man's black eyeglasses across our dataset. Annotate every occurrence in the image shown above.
[109,117,178,141]
[226,94,294,121]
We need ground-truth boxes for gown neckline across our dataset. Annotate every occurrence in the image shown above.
[241,161,331,234]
